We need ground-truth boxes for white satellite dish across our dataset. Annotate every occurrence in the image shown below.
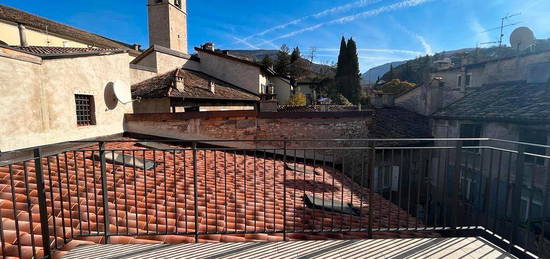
[112,80,132,104]
[510,27,535,51]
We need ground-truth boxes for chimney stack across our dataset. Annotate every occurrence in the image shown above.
[203,42,215,51]
[209,81,215,93]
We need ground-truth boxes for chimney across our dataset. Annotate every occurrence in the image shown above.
[18,24,28,47]
[175,73,185,91]
[132,44,141,51]
[202,42,215,51]
[209,81,215,93]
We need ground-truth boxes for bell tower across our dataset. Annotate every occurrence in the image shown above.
[148,0,188,54]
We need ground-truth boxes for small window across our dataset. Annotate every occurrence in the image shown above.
[460,124,482,152]
[519,129,547,165]
[457,75,462,87]
[174,0,182,8]
[75,94,96,126]
[465,73,472,86]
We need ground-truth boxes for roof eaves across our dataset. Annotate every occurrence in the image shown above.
[40,50,127,59]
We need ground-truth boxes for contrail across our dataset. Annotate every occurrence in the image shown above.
[271,0,436,42]
[242,0,385,41]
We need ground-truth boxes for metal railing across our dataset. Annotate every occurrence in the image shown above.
[0,138,547,259]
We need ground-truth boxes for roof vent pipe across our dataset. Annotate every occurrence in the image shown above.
[18,24,28,47]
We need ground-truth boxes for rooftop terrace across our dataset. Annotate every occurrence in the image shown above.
[0,138,547,258]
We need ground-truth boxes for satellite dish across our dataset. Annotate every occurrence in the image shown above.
[510,27,535,51]
[112,80,132,104]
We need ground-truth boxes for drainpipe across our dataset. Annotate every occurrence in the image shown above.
[18,24,28,47]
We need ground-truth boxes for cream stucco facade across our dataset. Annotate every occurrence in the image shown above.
[0,20,89,48]
[198,50,265,95]
[0,48,133,152]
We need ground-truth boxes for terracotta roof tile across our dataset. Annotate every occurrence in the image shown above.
[0,141,437,258]
[6,46,125,57]
[132,68,260,101]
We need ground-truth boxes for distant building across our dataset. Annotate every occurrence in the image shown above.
[431,81,550,226]
[396,50,550,115]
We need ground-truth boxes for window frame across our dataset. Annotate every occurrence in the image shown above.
[457,74,463,88]
[519,129,547,165]
[465,73,472,87]
[460,123,482,153]
[75,94,96,127]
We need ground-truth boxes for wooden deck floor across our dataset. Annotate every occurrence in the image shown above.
[63,237,517,258]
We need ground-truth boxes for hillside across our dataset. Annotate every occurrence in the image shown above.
[362,61,406,85]
[228,49,334,77]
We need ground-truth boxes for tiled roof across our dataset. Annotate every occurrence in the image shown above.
[132,68,260,101]
[0,141,438,258]
[0,5,140,55]
[7,46,125,58]
[371,107,432,139]
[433,83,550,123]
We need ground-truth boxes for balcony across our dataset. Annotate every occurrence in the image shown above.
[0,138,547,258]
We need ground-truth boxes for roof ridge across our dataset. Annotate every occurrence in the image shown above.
[0,4,139,53]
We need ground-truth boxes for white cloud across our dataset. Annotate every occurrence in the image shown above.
[271,0,436,42]
[318,48,423,56]
[415,35,433,55]
[231,36,259,49]
[313,0,385,18]
[470,18,491,44]
[239,0,384,45]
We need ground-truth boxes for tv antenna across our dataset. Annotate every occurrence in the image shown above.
[481,13,522,47]
[499,13,521,47]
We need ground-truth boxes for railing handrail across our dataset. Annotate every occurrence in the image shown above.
[2,137,548,156]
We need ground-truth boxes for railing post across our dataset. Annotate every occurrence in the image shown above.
[192,142,199,243]
[452,141,463,232]
[367,142,376,239]
[99,142,110,244]
[34,148,52,258]
[282,139,288,241]
[510,144,525,251]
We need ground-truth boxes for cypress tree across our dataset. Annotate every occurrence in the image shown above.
[345,38,361,104]
[335,37,348,94]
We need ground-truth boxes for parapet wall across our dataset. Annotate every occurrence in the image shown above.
[124,111,374,147]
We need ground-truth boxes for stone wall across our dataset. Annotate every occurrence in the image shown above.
[124,111,374,147]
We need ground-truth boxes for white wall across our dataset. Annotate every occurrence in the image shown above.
[198,51,262,94]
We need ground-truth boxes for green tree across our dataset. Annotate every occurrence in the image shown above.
[335,37,348,94]
[290,47,301,63]
[344,38,361,104]
[379,79,416,94]
[286,92,307,106]
[275,44,290,75]
[331,93,352,105]
[261,55,274,69]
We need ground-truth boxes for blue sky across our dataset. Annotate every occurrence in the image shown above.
[2,0,550,71]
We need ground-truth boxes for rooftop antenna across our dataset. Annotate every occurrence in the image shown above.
[499,13,521,47]
[480,13,521,48]
[510,27,535,51]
